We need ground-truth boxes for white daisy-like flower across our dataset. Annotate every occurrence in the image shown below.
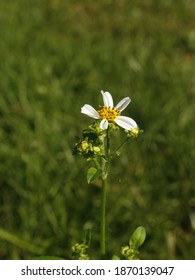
[81,91,138,130]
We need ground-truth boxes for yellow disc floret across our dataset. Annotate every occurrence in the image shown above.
[97,106,120,122]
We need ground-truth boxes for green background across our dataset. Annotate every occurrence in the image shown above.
[0,0,194,259]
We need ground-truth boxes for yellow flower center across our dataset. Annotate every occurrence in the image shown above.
[97,106,120,122]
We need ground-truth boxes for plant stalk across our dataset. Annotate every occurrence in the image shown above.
[100,177,107,257]
[100,128,110,257]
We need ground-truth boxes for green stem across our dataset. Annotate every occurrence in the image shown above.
[93,158,101,170]
[106,127,110,158]
[100,127,110,258]
[100,177,107,257]
[111,137,129,157]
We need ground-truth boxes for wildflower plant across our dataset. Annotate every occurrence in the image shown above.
[73,90,145,259]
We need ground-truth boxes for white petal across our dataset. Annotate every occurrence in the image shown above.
[81,104,99,119]
[100,119,108,130]
[115,116,138,130]
[115,97,131,112]
[101,90,113,108]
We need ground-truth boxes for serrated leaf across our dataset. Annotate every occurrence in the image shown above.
[87,167,101,184]
[129,226,146,249]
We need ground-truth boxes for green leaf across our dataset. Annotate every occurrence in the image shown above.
[87,167,101,184]
[82,130,98,141]
[33,256,65,260]
[0,227,45,255]
[112,255,120,260]
[129,226,146,249]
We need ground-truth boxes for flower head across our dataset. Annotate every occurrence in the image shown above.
[127,127,143,138]
[81,91,138,130]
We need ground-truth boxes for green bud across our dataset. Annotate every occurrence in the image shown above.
[121,245,139,260]
[129,226,146,249]
[126,128,143,138]
[71,242,90,260]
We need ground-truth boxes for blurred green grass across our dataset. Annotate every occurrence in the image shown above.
[0,0,195,259]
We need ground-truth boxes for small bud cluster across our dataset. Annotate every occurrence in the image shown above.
[121,245,139,260]
[126,127,143,138]
[71,242,89,260]
[73,123,104,160]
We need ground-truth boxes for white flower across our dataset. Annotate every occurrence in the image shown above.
[81,91,138,130]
